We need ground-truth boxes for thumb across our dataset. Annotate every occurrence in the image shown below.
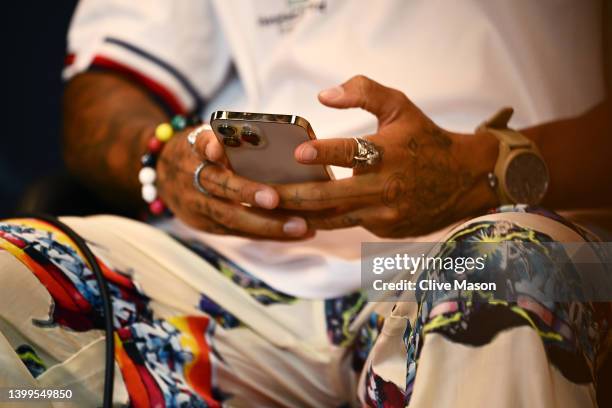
[318,75,413,125]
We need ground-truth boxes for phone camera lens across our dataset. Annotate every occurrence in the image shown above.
[217,124,236,137]
[241,129,261,146]
[223,136,241,147]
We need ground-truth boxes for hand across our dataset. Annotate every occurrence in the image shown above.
[156,126,311,240]
[275,75,499,238]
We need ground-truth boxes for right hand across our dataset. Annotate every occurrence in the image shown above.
[156,125,312,240]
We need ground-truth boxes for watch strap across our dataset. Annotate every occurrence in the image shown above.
[483,106,514,129]
[478,107,532,149]
[477,107,545,205]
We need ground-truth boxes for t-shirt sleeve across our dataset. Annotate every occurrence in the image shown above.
[63,0,231,114]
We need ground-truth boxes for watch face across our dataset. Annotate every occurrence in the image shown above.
[505,151,549,205]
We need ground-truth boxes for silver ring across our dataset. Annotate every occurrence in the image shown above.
[187,123,212,152]
[193,161,212,196]
[352,137,382,168]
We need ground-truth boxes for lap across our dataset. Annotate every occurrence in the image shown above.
[0,216,377,407]
[361,206,610,407]
[0,207,609,407]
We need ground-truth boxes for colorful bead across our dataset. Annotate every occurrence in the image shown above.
[138,167,156,185]
[147,137,163,154]
[155,123,174,142]
[141,184,157,203]
[171,115,187,131]
[140,115,191,216]
[149,198,165,215]
[140,153,156,167]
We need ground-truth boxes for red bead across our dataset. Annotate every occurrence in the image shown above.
[147,137,163,154]
[149,198,165,215]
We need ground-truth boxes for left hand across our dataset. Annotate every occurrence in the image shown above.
[275,75,498,238]
[157,126,313,240]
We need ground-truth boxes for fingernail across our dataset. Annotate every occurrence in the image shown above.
[255,190,277,209]
[298,145,318,162]
[319,85,344,100]
[283,217,307,236]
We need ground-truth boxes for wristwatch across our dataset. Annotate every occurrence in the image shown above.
[477,107,549,206]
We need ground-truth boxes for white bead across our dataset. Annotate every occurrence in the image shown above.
[141,184,157,203]
[139,167,156,185]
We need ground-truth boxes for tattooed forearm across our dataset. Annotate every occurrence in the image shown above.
[63,71,167,209]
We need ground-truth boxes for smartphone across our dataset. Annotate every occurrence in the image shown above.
[210,111,334,184]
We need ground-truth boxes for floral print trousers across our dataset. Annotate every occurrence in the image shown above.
[0,206,609,407]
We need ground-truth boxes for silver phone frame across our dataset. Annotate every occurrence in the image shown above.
[210,111,335,181]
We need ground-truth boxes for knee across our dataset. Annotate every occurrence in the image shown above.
[419,205,606,305]
[444,205,591,244]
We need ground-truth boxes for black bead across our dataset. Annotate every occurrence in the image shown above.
[141,153,156,167]
[186,114,203,126]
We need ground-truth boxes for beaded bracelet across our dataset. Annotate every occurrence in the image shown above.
[139,115,201,215]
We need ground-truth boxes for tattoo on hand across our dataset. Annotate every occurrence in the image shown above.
[380,126,474,235]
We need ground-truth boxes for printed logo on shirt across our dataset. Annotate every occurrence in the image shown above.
[258,0,327,33]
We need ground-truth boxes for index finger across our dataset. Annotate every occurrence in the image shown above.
[199,163,280,209]
[294,137,358,167]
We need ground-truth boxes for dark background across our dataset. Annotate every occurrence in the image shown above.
[2,1,79,216]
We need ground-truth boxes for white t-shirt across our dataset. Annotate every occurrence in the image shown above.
[65,0,605,298]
